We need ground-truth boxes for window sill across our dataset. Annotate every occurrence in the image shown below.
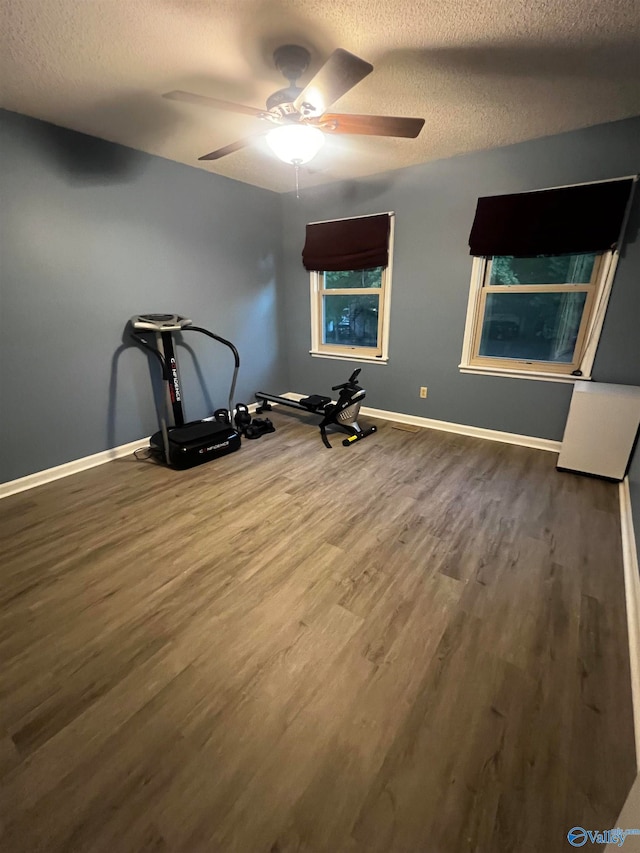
[459,364,591,384]
[310,350,388,365]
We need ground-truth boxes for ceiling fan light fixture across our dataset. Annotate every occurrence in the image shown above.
[266,124,325,165]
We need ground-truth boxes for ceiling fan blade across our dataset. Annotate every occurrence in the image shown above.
[164,90,267,119]
[313,113,425,138]
[198,133,265,161]
[293,49,373,118]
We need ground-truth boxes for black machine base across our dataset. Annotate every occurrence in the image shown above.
[149,421,241,470]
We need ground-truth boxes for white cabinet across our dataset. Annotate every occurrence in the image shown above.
[558,381,640,480]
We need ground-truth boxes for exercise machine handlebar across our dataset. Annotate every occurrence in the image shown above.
[181,325,239,416]
[331,368,361,391]
[129,332,169,379]
[129,317,240,417]
[182,326,240,368]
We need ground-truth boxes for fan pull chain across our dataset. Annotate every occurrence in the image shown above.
[293,158,302,199]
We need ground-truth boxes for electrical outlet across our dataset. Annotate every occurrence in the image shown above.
[420,386,428,399]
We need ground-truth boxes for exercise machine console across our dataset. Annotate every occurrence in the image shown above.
[255,369,376,448]
[129,313,241,469]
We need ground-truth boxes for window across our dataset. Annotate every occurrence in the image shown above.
[303,213,394,362]
[461,178,635,380]
[310,264,392,360]
[461,251,612,377]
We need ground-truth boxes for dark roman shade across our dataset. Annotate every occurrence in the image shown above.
[302,213,391,272]
[469,178,634,258]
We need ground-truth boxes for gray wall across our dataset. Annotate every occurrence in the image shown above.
[0,109,287,482]
[279,116,640,442]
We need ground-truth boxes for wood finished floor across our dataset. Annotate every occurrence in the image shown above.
[0,412,635,853]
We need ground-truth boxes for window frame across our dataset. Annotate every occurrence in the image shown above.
[460,249,619,382]
[309,214,394,364]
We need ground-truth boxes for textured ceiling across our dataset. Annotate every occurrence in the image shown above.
[2,0,639,193]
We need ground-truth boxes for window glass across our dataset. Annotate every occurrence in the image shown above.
[479,291,587,363]
[489,254,597,285]
[322,294,379,348]
[323,267,383,289]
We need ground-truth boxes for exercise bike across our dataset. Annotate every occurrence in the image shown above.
[255,369,377,448]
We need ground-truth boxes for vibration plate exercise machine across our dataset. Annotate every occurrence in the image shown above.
[255,369,377,448]
[129,313,242,469]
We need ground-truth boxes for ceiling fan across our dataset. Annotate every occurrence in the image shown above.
[164,45,425,166]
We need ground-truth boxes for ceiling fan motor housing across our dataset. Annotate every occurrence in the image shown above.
[273,45,310,84]
[266,86,303,114]
[266,45,311,116]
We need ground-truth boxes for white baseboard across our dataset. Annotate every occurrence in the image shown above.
[0,438,151,500]
[0,403,263,500]
[361,405,562,452]
[619,477,640,771]
[279,393,561,452]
